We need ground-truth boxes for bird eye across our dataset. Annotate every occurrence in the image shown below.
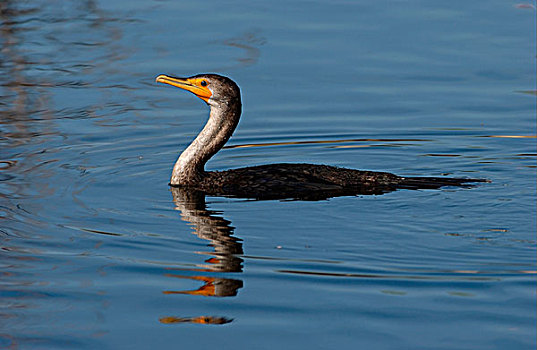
[200,80,207,87]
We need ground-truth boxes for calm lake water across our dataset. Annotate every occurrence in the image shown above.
[1,0,536,349]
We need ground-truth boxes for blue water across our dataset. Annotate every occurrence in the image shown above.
[1,0,535,349]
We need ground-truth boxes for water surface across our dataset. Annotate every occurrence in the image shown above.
[1,1,535,349]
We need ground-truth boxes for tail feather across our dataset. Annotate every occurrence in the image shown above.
[397,176,490,190]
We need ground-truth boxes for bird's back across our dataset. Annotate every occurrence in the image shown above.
[170,163,486,200]
[193,163,402,199]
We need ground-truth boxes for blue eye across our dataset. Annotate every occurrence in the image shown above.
[200,80,207,87]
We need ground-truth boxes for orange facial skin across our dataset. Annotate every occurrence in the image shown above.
[156,75,212,103]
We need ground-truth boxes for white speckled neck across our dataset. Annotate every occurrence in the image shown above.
[170,100,241,185]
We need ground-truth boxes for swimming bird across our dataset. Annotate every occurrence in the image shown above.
[156,73,487,200]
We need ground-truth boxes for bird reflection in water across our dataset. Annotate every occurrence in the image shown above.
[159,316,232,325]
[164,187,243,297]
[159,188,243,325]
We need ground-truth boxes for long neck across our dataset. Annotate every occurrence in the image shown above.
[171,100,241,185]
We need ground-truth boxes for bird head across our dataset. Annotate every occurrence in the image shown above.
[156,73,240,108]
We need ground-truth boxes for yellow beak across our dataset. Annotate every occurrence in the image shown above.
[156,75,212,103]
